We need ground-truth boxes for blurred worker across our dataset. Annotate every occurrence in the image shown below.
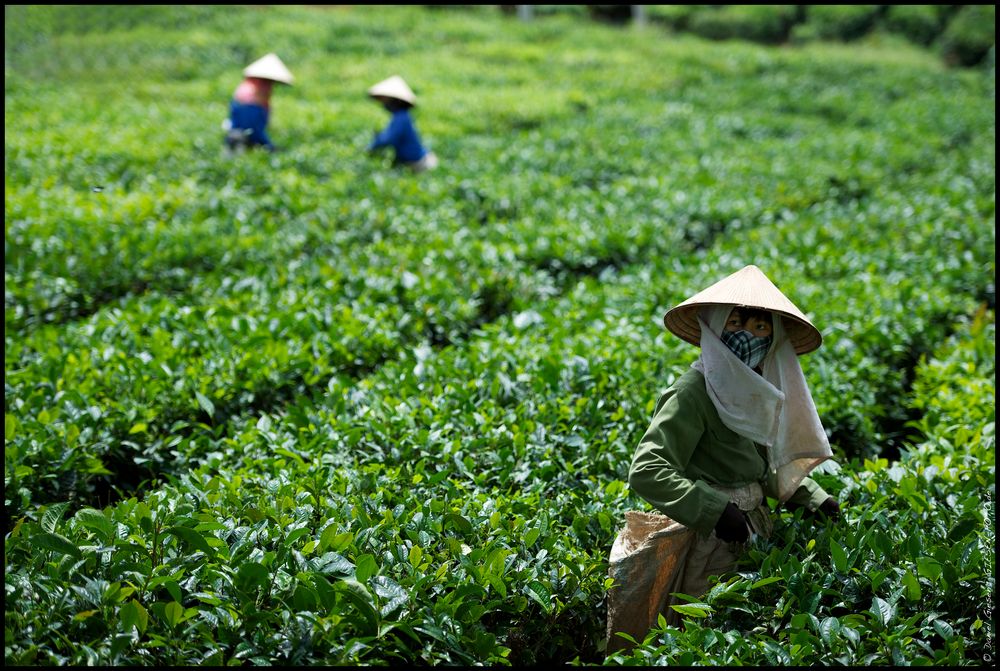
[367,75,438,172]
[223,53,294,154]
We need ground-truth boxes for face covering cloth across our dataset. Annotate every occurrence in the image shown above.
[720,328,772,369]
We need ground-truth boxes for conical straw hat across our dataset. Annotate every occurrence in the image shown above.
[243,53,294,85]
[663,265,822,355]
[367,75,417,106]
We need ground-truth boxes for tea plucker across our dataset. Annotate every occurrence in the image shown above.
[608,265,842,650]
[223,53,294,154]
[366,75,438,172]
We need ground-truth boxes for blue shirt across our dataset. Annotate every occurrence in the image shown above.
[368,109,427,163]
[228,100,273,149]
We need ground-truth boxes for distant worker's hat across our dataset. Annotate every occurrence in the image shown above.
[367,75,417,106]
[663,265,822,355]
[243,53,294,85]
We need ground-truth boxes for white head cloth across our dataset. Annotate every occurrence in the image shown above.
[691,305,831,501]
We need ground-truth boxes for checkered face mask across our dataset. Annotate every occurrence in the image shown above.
[720,329,773,369]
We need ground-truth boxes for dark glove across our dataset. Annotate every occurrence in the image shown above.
[786,497,841,520]
[714,502,750,543]
[818,497,841,520]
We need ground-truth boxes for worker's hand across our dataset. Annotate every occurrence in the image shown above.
[714,502,750,543]
[818,497,841,520]
[786,497,841,521]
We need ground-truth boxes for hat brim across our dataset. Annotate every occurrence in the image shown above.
[661,265,822,355]
[664,302,822,355]
[243,55,294,85]
[367,76,417,106]
[368,93,415,107]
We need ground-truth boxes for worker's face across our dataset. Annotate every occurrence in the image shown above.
[721,307,773,370]
[250,78,274,94]
[374,96,395,110]
[724,308,773,338]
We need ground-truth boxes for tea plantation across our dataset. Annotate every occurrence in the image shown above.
[4,5,995,666]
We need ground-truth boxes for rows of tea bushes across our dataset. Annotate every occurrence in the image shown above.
[7,7,992,517]
[6,6,990,334]
[5,4,995,667]
[4,255,993,665]
[9,111,991,521]
[5,191,993,664]
[5,215,562,518]
[4,265,672,664]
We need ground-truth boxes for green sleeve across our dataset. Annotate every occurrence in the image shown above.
[628,386,730,535]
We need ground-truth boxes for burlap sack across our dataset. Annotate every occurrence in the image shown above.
[604,510,695,653]
[605,484,770,654]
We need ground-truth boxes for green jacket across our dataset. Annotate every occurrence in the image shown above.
[629,367,830,535]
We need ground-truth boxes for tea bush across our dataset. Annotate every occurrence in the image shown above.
[686,5,799,44]
[939,5,998,68]
[884,4,949,48]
